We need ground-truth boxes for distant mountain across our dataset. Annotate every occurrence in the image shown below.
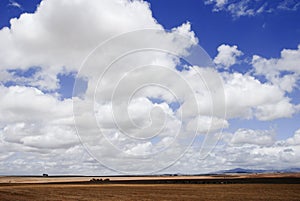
[280,168,300,173]
[214,167,300,174]
[214,168,267,174]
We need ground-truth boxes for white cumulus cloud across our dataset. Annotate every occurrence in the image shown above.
[214,44,243,69]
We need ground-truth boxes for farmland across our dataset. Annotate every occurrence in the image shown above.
[0,174,300,200]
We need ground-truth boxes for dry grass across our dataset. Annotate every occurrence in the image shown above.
[0,183,300,201]
[1,173,300,183]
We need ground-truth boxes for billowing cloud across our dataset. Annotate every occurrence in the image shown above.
[164,127,300,174]
[0,0,162,90]
[0,85,77,151]
[214,44,243,68]
[0,0,299,175]
[0,0,221,174]
[286,129,300,145]
[222,72,297,120]
[0,85,72,124]
[252,45,300,93]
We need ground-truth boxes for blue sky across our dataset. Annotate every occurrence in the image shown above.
[146,0,300,58]
[0,0,300,175]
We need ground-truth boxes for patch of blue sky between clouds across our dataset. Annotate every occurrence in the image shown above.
[72,76,88,99]
[228,115,300,140]
[4,67,77,100]
[7,67,40,78]
[4,67,41,88]
[175,58,193,72]
[57,73,76,99]
[147,97,181,113]
[288,82,300,105]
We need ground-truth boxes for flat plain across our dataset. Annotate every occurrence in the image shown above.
[0,174,300,201]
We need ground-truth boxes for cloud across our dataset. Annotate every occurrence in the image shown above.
[277,0,300,11]
[0,85,77,150]
[222,72,297,120]
[205,0,228,10]
[0,85,72,124]
[255,99,297,121]
[286,129,300,145]
[205,0,266,18]
[186,116,229,134]
[0,0,299,175]
[8,0,22,9]
[164,127,300,174]
[204,0,299,18]
[0,0,163,90]
[228,128,276,146]
[0,0,217,174]
[214,44,243,68]
[252,45,300,93]
[213,44,300,121]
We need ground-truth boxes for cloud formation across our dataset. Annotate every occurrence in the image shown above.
[205,0,300,18]
[214,44,243,68]
[0,0,162,90]
[252,45,300,93]
[0,0,299,174]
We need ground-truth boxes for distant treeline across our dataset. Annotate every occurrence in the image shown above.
[89,177,300,184]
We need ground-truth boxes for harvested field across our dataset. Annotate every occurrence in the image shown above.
[0,183,300,201]
[1,173,300,183]
[0,174,300,200]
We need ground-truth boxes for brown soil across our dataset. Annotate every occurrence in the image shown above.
[0,183,299,201]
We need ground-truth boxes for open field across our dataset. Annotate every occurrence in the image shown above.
[0,174,300,200]
[0,183,300,201]
[1,172,300,183]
